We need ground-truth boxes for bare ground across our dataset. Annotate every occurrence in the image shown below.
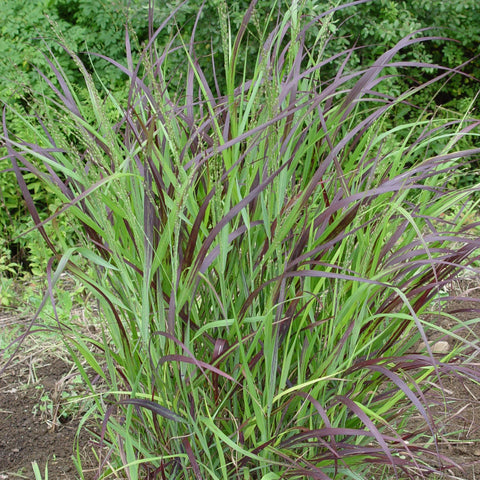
[0,354,97,480]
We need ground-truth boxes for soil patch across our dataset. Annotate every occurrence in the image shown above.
[0,355,96,480]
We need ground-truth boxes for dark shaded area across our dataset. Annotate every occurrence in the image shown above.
[8,242,32,274]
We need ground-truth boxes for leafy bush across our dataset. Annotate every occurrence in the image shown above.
[0,0,146,100]
[0,0,138,283]
[145,0,480,102]
[2,1,480,479]
[3,0,478,104]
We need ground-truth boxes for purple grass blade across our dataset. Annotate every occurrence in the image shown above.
[157,354,235,382]
[35,54,82,118]
[152,331,235,382]
[2,109,58,254]
[117,398,185,423]
[182,437,204,480]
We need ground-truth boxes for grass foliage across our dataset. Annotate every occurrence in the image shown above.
[2,1,480,479]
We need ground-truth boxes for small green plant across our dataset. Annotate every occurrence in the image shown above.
[2,1,480,479]
[0,277,17,307]
[35,387,54,420]
[31,461,48,480]
[0,240,20,307]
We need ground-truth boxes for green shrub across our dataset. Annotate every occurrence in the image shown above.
[0,0,145,100]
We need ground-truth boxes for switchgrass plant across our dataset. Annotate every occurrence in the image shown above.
[2,1,480,478]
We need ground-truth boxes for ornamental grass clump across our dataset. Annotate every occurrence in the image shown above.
[2,1,480,479]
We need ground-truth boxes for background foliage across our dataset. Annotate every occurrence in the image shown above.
[2,0,479,107]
